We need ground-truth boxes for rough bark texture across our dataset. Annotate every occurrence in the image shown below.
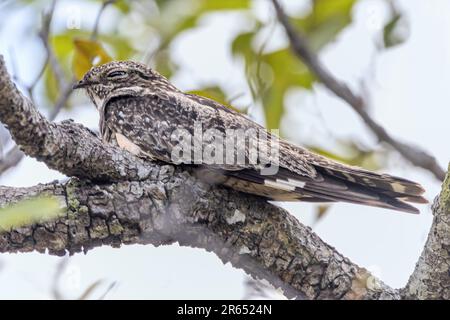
[0,57,154,182]
[0,174,399,300]
[0,55,448,299]
[403,164,450,299]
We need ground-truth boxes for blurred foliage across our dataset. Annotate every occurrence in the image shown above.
[0,0,415,296]
[140,0,251,78]
[187,86,246,113]
[72,38,113,80]
[308,140,385,171]
[188,86,229,106]
[382,3,409,49]
[6,0,409,126]
[0,196,63,231]
[313,204,331,225]
[232,0,357,130]
[2,0,407,176]
[293,0,357,52]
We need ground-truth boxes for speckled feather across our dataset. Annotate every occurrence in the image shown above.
[75,60,427,214]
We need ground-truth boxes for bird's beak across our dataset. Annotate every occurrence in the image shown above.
[73,79,93,90]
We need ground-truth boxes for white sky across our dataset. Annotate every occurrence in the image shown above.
[0,0,449,299]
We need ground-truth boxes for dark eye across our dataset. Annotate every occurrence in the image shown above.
[107,70,127,78]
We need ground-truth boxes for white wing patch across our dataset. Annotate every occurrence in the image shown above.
[287,178,306,188]
[391,182,407,193]
[115,132,143,156]
[264,179,296,191]
[264,176,307,192]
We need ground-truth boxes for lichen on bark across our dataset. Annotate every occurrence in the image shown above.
[0,54,449,299]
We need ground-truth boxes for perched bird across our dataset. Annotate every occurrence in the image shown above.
[73,60,427,213]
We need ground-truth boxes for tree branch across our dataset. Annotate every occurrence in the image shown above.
[1,48,448,299]
[0,0,67,176]
[0,56,156,181]
[0,176,400,300]
[271,0,445,181]
[91,0,117,41]
[403,163,450,299]
[0,0,114,176]
[0,53,401,299]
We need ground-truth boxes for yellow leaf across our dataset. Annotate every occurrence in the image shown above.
[314,204,330,224]
[72,38,113,80]
[0,197,64,231]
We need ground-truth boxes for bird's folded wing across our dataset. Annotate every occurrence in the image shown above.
[103,92,426,213]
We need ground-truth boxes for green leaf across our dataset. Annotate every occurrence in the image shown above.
[308,141,384,170]
[153,49,176,79]
[0,197,64,231]
[114,0,131,13]
[294,0,357,51]
[43,33,80,104]
[155,0,252,52]
[99,35,136,60]
[199,0,250,11]
[231,31,255,61]
[43,65,60,105]
[383,12,408,48]
[260,49,314,129]
[230,0,357,130]
[188,86,227,104]
[188,86,244,113]
[232,33,315,129]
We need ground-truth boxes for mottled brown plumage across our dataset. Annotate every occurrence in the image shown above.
[73,60,427,213]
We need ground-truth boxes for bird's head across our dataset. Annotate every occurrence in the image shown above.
[73,60,177,108]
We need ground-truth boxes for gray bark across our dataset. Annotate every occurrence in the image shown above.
[0,55,448,299]
[403,167,450,299]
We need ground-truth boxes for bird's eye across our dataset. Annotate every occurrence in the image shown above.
[107,70,127,78]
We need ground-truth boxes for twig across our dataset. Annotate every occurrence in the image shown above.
[0,146,23,175]
[0,0,114,176]
[48,80,76,121]
[39,0,66,88]
[271,0,445,181]
[0,1,60,175]
[91,0,116,41]
[51,257,69,300]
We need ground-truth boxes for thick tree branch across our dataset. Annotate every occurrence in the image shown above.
[0,176,399,300]
[0,0,113,176]
[403,163,450,299]
[271,0,445,181]
[0,56,156,181]
[0,54,401,299]
[0,0,66,175]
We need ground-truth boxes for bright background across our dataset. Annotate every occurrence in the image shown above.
[0,0,448,299]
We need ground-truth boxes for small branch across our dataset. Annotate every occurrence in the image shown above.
[403,163,450,299]
[0,146,23,175]
[0,55,155,181]
[48,80,76,121]
[271,0,445,181]
[0,0,114,175]
[39,0,66,90]
[91,0,116,41]
[0,0,61,176]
